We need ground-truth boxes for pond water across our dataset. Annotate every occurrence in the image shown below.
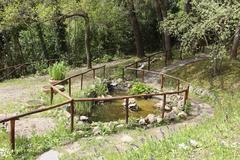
[91,91,160,122]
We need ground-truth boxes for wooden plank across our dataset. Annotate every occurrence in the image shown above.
[70,100,74,132]
[81,74,83,90]
[0,101,71,123]
[125,98,129,124]
[51,85,72,100]
[69,78,72,97]
[74,90,186,102]
[10,119,15,150]
[161,94,166,119]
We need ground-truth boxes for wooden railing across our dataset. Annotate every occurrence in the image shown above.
[0,53,190,151]
[0,58,66,81]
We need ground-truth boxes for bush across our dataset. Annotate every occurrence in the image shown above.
[128,82,155,95]
[48,61,68,80]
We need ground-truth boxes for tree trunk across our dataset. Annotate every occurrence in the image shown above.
[84,16,92,69]
[11,29,24,64]
[36,23,49,60]
[231,22,240,59]
[184,0,192,14]
[54,9,68,57]
[127,0,145,58]
[0,32,4,64]
[155,0,172,64]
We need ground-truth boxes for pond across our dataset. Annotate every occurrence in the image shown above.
[91,91,160,122]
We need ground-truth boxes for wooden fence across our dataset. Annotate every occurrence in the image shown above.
[0,53,190,151]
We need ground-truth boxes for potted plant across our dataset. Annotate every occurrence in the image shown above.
[48,61,68,85]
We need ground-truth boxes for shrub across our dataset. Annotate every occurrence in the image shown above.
[48,61,68,80]
[128,82,155,95]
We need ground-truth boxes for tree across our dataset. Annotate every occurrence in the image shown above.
[231,22,240,59]
[60,12,92,68]
[184,0,192,14]
[155,0,172,64]
[125,0,145,57]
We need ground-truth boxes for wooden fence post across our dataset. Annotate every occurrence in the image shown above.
[69,79,71,97]
[142,70,145,82]
[183,86,190,105]
[135,62,138,78]
[122,68,125,80]
[81,74,83,90]
[161,94,166,119]
[177,79,180,94]
[50,87,53,104]
[93,69,96,79]
[103,66,106,78]
[125,98,129,124]
[148,57,151,70]
[160,74,164,91]
[70,100,74,132]
[10,119,16,150]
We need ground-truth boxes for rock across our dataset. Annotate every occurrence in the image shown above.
[92,126,101,136]
[129,98,136,104]
[178,143,188,150]
[165,105,172,111]
[139,118,146,125]
[127,83,132,88]
[111,81,118,86]
[123,98,139,111]
[178,111,188,119]
[147,124,153,128]
[37,150,59,160]
[121,135,134,143]
[154,101,164,109]
[106,95,113,98]
[156,116,163,123]
[96,136,104,140]
[80,116,89,122]
[172,107,179,113]
[117,78,123,83]
[189,139,199,148]
[178,100,184,110]
[116,124,125,129]
[77,130,85,135]
[77,121,84,125]
[145,114,156,124]
[164,111,177,120]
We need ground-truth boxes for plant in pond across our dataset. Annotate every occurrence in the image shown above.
[128,82,155,95]
[75,92,94,117]
[75,79,109,117]
[94,78,109,96]
[48,61,68,81]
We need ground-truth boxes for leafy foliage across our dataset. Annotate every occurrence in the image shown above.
[128,82,155,95]
[48,61,68,80]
